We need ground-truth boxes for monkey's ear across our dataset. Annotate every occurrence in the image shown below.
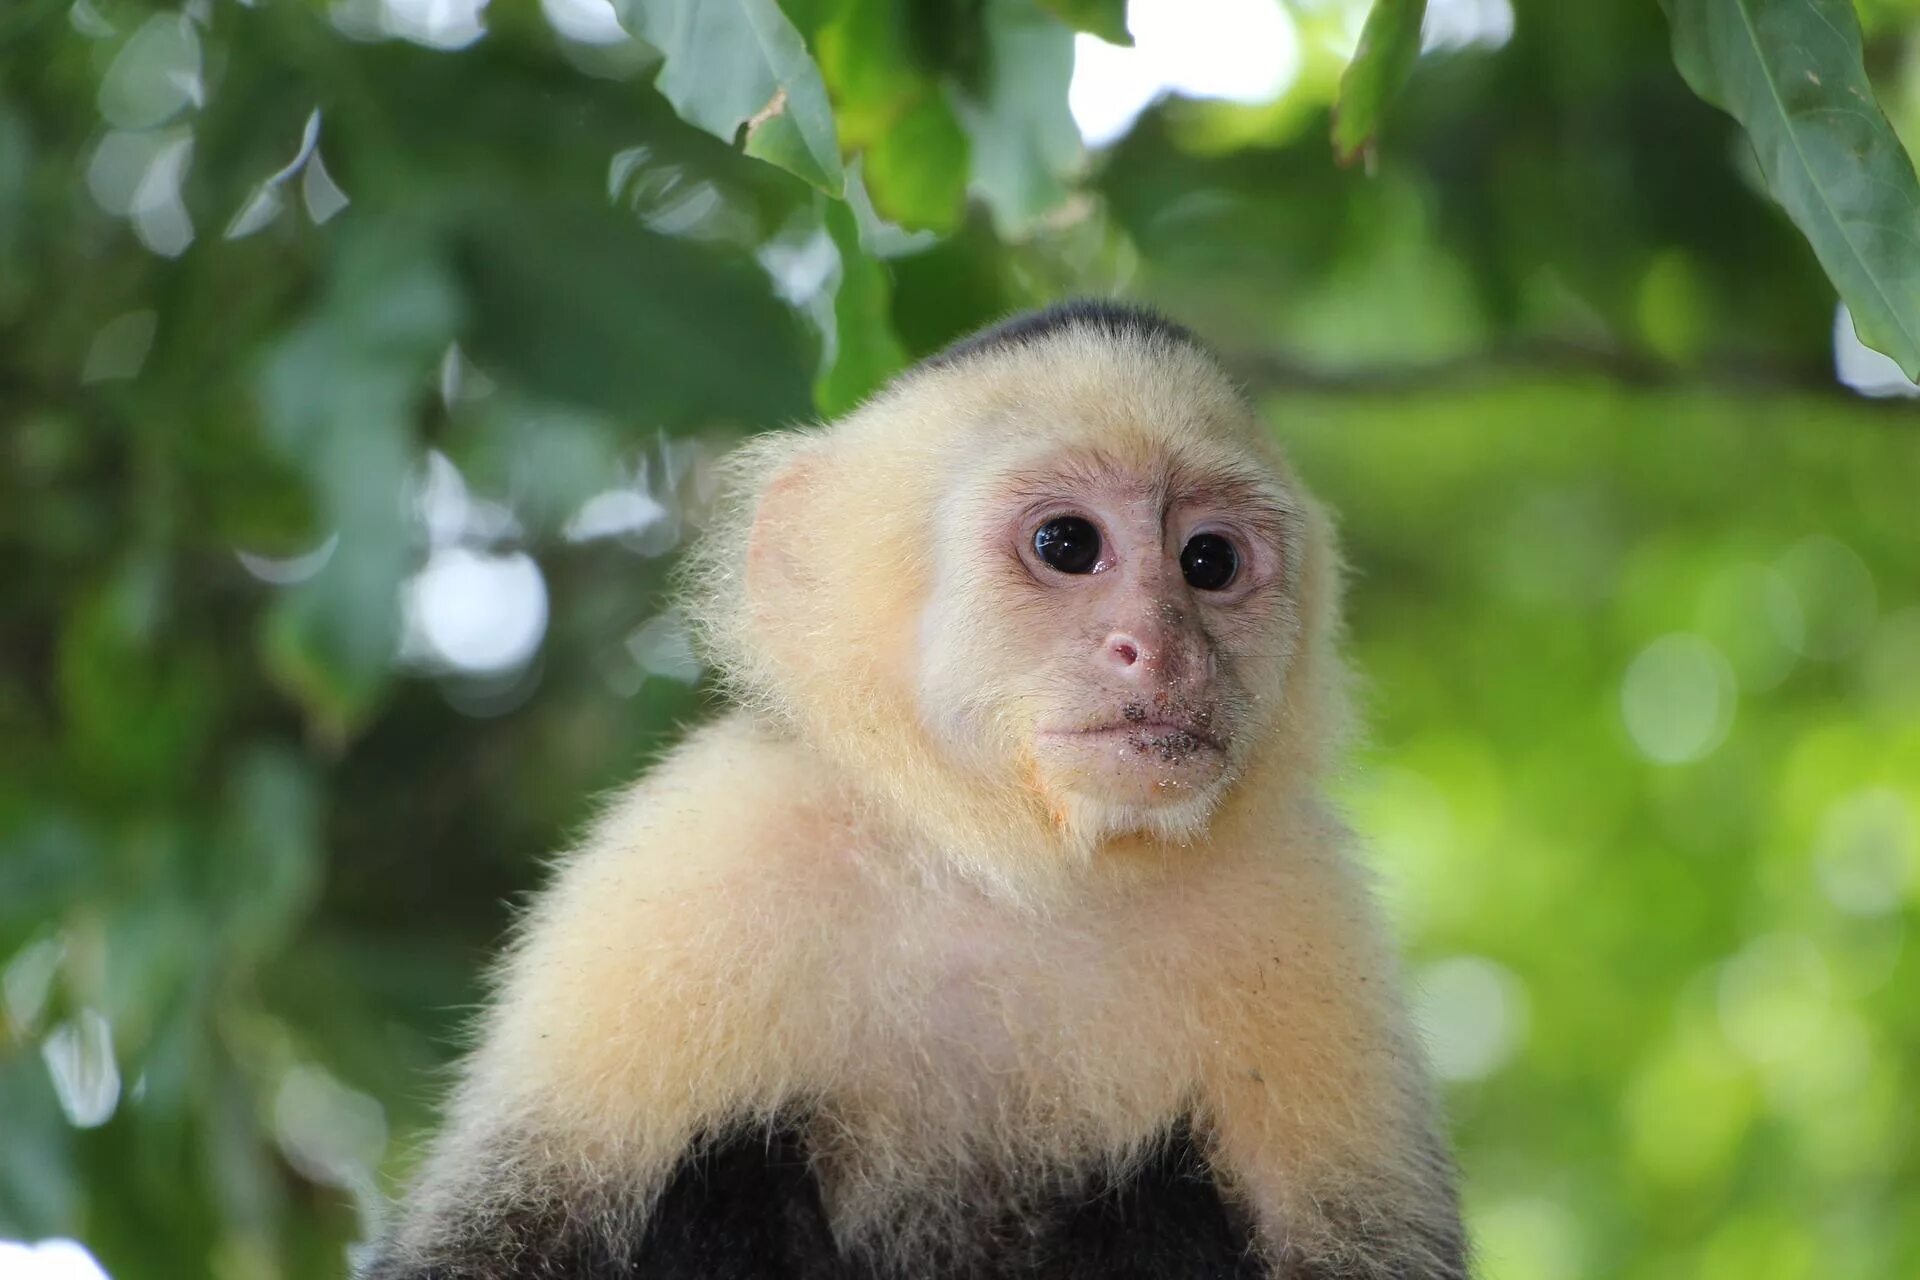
[744,452,822,620]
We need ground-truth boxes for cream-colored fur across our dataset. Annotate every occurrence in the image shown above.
[383,322,1460,1277]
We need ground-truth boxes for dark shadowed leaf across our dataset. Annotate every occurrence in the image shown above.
[1664,0,1920,377]
[455,203,815,429]
[1331,0,1428,166]
[0,105,27,311]
[615,0,847,195]
[55,567,218,792]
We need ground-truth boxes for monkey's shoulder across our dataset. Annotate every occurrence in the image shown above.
[494,716,860,1024]
[567,713,861,881]
[457,721,860,1150]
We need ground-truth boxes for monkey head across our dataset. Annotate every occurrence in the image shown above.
[916,431,1302,846]
[686,306,1348,887]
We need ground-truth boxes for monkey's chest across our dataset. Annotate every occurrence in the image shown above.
[831,915,1192,1145]
[863,920,1077,1060]
[912,927,1031,1062]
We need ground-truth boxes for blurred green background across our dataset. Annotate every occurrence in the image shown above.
[3,1,1918,1278]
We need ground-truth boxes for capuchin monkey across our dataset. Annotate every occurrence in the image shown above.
[364,302,1468,1279]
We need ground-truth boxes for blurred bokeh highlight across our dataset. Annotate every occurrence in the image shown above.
[2,1,1917,1278]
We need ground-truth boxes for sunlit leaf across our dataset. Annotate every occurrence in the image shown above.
[863,95,971,234]
[814,0,925,143]
[951,0,1082,235]
[816,195,908,416]
[1664,0,1920,377]
[815,0,971,232]
[1331,0,1428,167]
[615,0,847,195]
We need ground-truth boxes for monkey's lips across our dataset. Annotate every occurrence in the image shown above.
[1044,719,1224,752]
[1035,713,1228,787]
[1033,715,1228,809]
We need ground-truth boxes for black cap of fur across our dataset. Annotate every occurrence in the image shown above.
[922,300,1203,371]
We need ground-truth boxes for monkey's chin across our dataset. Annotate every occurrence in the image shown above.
[1031,728,1230,845]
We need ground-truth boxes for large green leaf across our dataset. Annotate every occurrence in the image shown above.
[615,0,846,195]
[454,202,816,428]
[814,0,971,232]
[951,0,1082,236]
[816,195,909,416]
[862,95,971,234]
[1332,0,1428,167]
[1665,0,1920,378]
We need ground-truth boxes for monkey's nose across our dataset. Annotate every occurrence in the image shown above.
[1103,632,1148,674]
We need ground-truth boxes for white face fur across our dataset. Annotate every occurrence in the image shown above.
[916,441,1303,846]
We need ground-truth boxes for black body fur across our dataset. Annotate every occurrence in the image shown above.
[362,1120,1267,1279]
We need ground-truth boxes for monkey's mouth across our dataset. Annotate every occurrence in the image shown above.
[1040,712,1226,758]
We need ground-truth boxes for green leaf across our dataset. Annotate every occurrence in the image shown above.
[615,0,847,195]
[0,1054,79,1235]
[816,195,909,416]
[1037,0,1130,46]
[216,748,323,963]
[0,816,101,946]
[951,0,1082,236]
[256,224,461,739]
[863,94,971,234]
[1331,0,1428,167]
[1664,0,1920,378]
[455,202,816,428]
[55,565,219,793]
[453,398,627,539]
[814,0,925,143]
[0,104,28,307]
[814,0,971,232]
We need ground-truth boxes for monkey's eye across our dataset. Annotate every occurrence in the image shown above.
[1033,516,1101,574]
[1180,533,1239,591]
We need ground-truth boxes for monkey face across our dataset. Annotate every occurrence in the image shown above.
[916,443,1303,844]
[702,322,1329,865]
